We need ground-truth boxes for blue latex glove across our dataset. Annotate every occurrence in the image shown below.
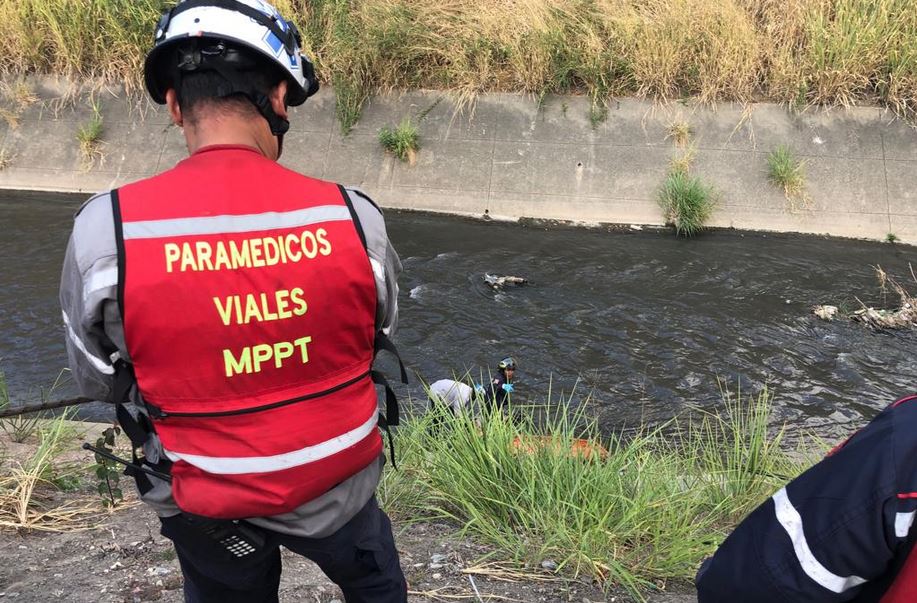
[474,384,485,395]
[501,383,514,393]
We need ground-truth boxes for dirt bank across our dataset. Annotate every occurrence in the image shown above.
[0,500,696,602]
[0,423,696,602]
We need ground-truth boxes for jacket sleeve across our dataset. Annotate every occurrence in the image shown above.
[696,398,917,602]
[59,192,126,403]
[345,187,402,336]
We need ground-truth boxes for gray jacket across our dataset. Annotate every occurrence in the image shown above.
[59,183,402,538]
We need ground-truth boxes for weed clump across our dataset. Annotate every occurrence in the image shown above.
[378,118,419,164]
[76,103,103,168]
[767,145,809,208]
[658,168,716,237]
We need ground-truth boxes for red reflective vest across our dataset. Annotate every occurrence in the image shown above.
[114,145,381,519]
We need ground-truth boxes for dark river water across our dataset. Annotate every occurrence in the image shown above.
[2,192,916,439]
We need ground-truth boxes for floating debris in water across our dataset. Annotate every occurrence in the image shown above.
[484,273,528,289]
[813,305,838,321]
[812,265,917,330]
[851,304,916,330]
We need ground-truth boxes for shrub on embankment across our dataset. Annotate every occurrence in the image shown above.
[2,0,916,131]
[378,387,814,598]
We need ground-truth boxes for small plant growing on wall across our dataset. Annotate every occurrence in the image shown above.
[666,121,692,147]
[658,167,717,237]
[76,102,104,169]
[0,80,37,129]
[767,145,809,210]
[379,117,420,165]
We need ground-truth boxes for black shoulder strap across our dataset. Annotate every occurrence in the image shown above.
[339,184,368,250]
[111,189,127,322]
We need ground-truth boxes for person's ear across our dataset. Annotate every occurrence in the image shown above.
[165,89,183,127]
[270,80,289,120]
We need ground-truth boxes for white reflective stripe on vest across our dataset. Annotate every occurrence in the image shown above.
[162,412,378,474]
[896,511,916,538]
[772,487,867,593]
[122,205,352,239]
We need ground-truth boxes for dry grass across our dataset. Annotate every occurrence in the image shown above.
[0,149,14,170]
[0,79,37,129]
[667,120,693,147]
[669,144,698,174]
[0,0,914,129]
[0,416,101,532]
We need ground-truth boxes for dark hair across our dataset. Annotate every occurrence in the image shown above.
[169,43,286,123]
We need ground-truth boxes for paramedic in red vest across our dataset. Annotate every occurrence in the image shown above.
[59,1,407,601]
[696,394,917,602]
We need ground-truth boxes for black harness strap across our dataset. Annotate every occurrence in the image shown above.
[375,332,408,385]
[110,362,169,495]
[377,413,397,470]
[371,370,400,427]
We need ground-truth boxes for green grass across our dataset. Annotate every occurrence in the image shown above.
[76,103,103,167]
[0,365,67,444]
[887,232,899,243]
[658,169,717,237]
[379,385,812,599]
[0,1,915,130]
[767,145,807,199]
[378,117,420,164]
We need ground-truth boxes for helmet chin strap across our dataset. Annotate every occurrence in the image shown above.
[247,87,289,159]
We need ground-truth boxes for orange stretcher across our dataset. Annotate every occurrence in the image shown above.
[510,435,609,461]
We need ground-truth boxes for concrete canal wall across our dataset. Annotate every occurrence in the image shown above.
[2,77,916,243]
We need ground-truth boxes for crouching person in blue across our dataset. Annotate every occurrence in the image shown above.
[59,1,408,601]
[482,357,516,417]
[696,394,917,602]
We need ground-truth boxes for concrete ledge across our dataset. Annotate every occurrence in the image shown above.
[1,78,915,243]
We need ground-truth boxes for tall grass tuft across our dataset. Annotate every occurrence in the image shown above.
[380,384,811,598]
[378,117,420,164]
[767,144,809,208]
[76,103,104,168]
[658,168,716,237]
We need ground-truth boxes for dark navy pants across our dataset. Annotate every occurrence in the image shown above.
[159,496,407,603]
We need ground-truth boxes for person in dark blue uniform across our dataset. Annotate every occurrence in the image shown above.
[695,394,917,602]
[481,357,516,417]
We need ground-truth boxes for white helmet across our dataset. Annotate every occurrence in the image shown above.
[144,0,318,114]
